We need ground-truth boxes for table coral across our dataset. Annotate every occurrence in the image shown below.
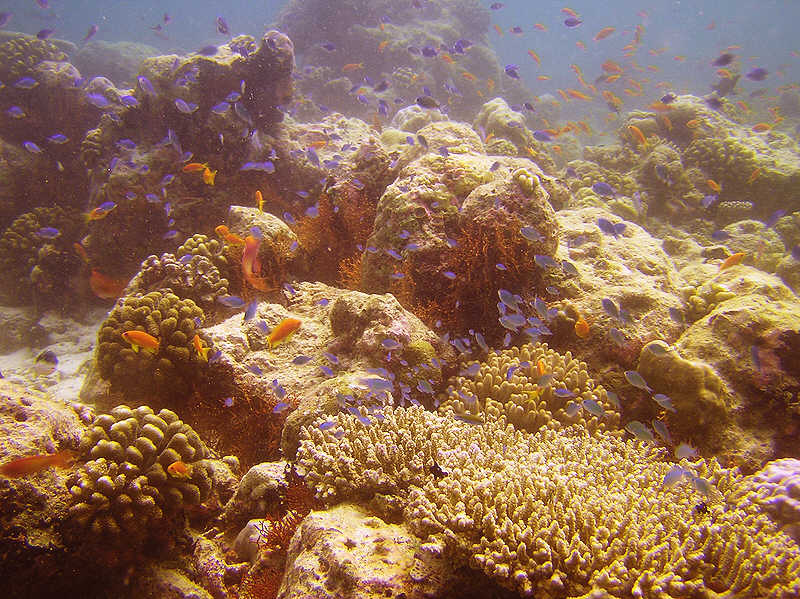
[67,404,211,540]
[297,406,800,598]
[95,290,207,397]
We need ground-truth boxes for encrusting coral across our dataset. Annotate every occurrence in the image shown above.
[96,290,207,396]
[439,341,621,435]
[0,34,69,81]
[297,404,800,598]
[66,404,211,541]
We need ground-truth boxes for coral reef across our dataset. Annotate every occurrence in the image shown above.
[126,252,229,310]
[746,458,800,543]
[0,206,85,305]
[73,40,158,85]
[67,404,211,540]
[95,290,206,399]
[298,405,800,598]
[440,342,621,435]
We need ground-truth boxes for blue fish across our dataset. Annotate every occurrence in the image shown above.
[597,218,625,237]
[625,420,654,442]
[711,230,731,241]
[23,141,43,154]
[461,362,481,377]
[534,254,559,269]
[554,388,576,398]
[592,182,616,197]
[381,339,402,350]
[138,76,155,95]
[504,64,521,79]
[243,300,257,322]
[662,465,688,488]
[520,226,544,242]
[174,99,199,114]
[624,370,652,392]
[582,399,605,417]
[319,420,336,431]
[13,77,38,90]
[86,93,111,108]
[292,355,313,365]
[533,130,553,142]
[6,106,26,119]
[35,227,60,239]
[273,402,290,413]
[217,295,245,308]
[564,17,582,27]
[652,393,676,412]
[601,298,619,320]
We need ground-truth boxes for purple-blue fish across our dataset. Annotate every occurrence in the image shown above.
[215,16,229,35]
[592,181,615,196]
[564,17,582,27]
[746,67,768,81]
[504,64,521,79]
[533,130,553,142]
[83,24,98,41]
[37,29,54,39]
[175,99,199,114]
[0,12,11,27]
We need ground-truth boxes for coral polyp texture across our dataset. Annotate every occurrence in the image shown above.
[298,405,800,598]
[67,404,211,540]
[441,342,621,435]
[95,290,206,397]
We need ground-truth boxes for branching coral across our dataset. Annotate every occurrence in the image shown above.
[440,342,621,435]
[67,404,211,542]
[297,405,800,598]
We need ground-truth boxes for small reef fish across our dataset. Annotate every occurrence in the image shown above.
[242,235,274,291]
[86,201,117,221]
[625,420,655,442]
[215,225,245,245]
[182,162,208,173]
[593,27,616,41]
[719,252,745,271]
[0,450,76,477]
[167,460,193,479]
[89,270,129,299]
[202,167,217,185]
[267,317,301,349]
[193,334,210,361]
[624,370,653,392]
[33,349,58,375]
[122,330,160,353]
[574,316,590,338]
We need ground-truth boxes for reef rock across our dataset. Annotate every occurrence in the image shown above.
[278,504,458,599]
[665,267,800,470]
[197,281,455,464]
[73,40,158,85]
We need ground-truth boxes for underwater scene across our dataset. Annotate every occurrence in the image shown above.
[1,0,800,597]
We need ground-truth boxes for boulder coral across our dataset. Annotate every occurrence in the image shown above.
[95,290,207,399]
[66,404,211,541]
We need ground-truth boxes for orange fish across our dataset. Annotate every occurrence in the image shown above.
[574,316,590,338]
[561,7,579,17]
[536,359,547,377]
[707,179,722,193]
[552,145,562,154]
[440,53,454,64]
[493,24,503,36]
[533,23,547,31]
[593,27,616,41]
[193,334,210,361]
[752,123,772,132]
[746,168,761,184]
[378,40,389,52]
[242,235,274,292]
[167,460,193,479]
[527,49,541,66]
[342,63,363,72]
[122,330,160,353]
[487,78,495,91]
[628,124,647,145]
[567,89,592,100]
[182,162,208,173]
[660,115,673,130]
[307,139,327,149]
[602,60,623,73]
[267,317,302,350]
[73,242,89,264]
[85,203,117,222]
[686,119,702,128]
[575,41,586,51]
[461,71,477,82]
[89,269,129,299]
[537,75,551,81]
[673,55,686,62]
[605,74,621,83]
[215,224,245,245]
[0,450,76,477]
[202,167,217,185]
[719,252,745,271]
[255,190,264,212]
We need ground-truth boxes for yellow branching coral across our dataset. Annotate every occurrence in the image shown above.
[440,342,621,435]
[297,406,800,598]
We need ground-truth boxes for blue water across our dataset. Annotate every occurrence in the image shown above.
[4,0,798,101]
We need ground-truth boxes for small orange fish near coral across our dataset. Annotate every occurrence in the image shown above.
[707,179,722,193]
[342,62,364,72]
[0,450,76,477]
[193,334,210,361]
[628,124,647,145]
[167,460,193,479]
[719,252,745,271]
[89,269,129,299]
[746,168,761,184]
[202,167,217,185]
[122,330,160,353]
[242,235,275,292]
[536,359,547,377]
[574,316,591,338]
[255,190,264,212]
[215,225,244,245]
[182,162,208,173]
[73,242,89,264]
[752,123,772,132]
[378,40,389,52]
[267,317,301,350]
[686,119,701,128]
